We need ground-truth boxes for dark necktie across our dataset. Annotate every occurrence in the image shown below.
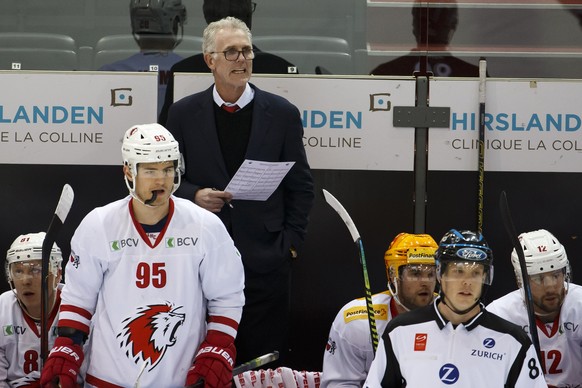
[221,104,240,113]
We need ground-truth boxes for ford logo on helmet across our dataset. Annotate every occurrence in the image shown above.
[456,248,487,261]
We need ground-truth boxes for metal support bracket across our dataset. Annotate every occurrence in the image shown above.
[392,76,451,233]
[392,106,450,128]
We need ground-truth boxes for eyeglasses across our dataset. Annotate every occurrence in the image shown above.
[251,2,257,13]
[211,48,255,61]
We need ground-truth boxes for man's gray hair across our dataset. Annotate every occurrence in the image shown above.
[202,16,252,53]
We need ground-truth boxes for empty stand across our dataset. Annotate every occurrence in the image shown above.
[252,35,352,74]
[0,32,78,70]
[92,34,203,70]
[253,35,350,53]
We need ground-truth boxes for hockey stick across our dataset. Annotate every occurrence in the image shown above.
[499,190,541,359]
[477,58,487,234]
[322,189,378,353]
[41,184,74,365]
[186,351,280,388]
[232,351,279,375]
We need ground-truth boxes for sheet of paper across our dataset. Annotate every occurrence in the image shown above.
[225,159,295,201]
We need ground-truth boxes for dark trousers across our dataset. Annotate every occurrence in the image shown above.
[235,265,291,368]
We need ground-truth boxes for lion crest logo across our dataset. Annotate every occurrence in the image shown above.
[117,303,185,370]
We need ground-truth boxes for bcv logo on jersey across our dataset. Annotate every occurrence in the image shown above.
[165,236,198,248]
[110,238,139,251]
[3,325,27,335]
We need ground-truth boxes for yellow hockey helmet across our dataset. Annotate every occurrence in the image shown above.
[384,233,438,284]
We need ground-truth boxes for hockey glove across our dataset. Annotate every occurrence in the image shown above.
[40,337,84,388]
[185,331,236,388]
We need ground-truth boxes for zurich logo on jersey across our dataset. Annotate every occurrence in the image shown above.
[455,248,487,261]
[483,338,495,348]
[439,363,460,385]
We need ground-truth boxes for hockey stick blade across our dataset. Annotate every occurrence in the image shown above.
[322,189,360,243]
[41,184,75,364]
[322,189,379,352]
[498,191,541,359]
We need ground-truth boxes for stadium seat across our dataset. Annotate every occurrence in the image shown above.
[253,35,350,53]
[92,34,202,70]
[0,32,78,70]
[265,50,352,74]
[251,35,352,74]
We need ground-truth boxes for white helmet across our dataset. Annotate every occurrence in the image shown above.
[122,123,182,197]
[511,229,570,287]
[5,232,63,282]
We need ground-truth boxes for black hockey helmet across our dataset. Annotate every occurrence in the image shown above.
[436,229,494,286]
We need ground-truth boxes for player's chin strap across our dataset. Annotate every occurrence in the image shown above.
[10,281,58,321]
[388,280,411,313]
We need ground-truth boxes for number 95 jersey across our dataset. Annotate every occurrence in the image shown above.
[58,196,245,388]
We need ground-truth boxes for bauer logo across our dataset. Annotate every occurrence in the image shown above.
[455,248,487,261]
[165,236,198,248]
[110,88,133,107]
[369,93,391,112]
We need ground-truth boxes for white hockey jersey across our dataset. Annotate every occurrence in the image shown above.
[58,196,245,388]
[364,298,548,388]
[0,286,60,387]
[321,291,399,387]
[488,283,582,387]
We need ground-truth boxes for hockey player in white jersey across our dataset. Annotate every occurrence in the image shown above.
[487,229,581,388]
[40,123,245,388]
[0,232,63,387]
[321,233,438,387]
[364,229,548,388]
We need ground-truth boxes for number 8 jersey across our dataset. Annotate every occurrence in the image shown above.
[0,286,60,386]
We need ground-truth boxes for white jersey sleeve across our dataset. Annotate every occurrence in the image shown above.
[488,284,582,386]
[321,292,395,388]
[59,196,244,387]
[0,288,60,386]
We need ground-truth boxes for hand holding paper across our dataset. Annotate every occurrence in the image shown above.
[225,160,295,201]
